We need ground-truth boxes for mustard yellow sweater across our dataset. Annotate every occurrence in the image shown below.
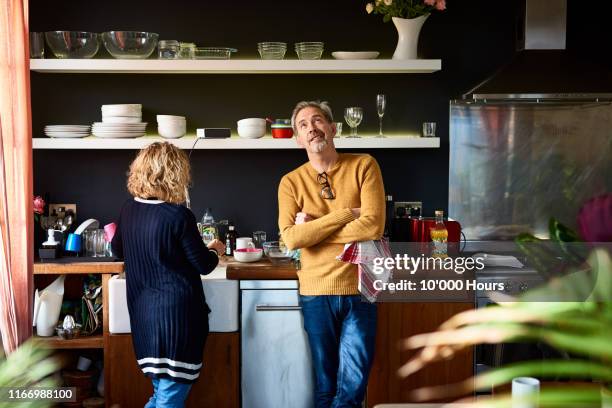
[278,153,385,295]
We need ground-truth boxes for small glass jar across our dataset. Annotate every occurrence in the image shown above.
[178,42,196,59]
[158,40,179,59]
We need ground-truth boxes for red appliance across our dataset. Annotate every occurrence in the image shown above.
[409,217,462,242]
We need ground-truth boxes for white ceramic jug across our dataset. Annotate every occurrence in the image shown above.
[33,275,65,336]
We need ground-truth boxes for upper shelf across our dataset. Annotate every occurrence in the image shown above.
[30,59,442,74]
[32,136,440,149]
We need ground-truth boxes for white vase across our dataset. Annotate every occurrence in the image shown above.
[392,15,429,60]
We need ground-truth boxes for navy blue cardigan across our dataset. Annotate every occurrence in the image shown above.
[111,198,218,383]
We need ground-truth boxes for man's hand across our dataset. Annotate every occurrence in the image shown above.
[295,212,315,225]
[351,208,361,218]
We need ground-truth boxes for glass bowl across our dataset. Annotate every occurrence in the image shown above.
[44,31,100,59]
[102,31,159,59]
[263,241,296,264]
[194,47,237,59]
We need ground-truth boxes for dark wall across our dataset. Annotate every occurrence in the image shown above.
[31,0,522,237]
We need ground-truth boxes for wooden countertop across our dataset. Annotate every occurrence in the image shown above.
[225,258,299,280]
[34,259,124,274]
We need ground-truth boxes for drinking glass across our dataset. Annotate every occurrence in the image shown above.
[93,229,106,257]
[334,122,343,136]
[423,122,437,137]
[252,231,267,249]
[344,107,363,138]
[29,32,45,58]
[376,94,386,137]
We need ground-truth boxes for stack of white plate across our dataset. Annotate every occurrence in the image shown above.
[101,104,143,124]
[95,104,146,138]
[92,122,147,138]
[44,125,91,138]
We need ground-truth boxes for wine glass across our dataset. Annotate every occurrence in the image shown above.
[344,107,363,138]
[376,94,386,138]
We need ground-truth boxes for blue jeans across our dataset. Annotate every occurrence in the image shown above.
[144,377,192,408]
[299,294,378,408]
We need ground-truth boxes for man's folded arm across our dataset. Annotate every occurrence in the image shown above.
[278,176,355,250]
[325,157,385,244]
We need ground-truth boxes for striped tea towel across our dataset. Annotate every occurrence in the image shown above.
[336,238,394,302]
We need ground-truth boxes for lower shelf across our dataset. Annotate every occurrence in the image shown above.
[34,334,104,349]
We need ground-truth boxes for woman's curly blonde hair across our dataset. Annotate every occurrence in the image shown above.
[127,142,191,204]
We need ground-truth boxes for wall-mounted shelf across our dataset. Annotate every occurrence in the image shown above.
[30,59,442,74]
[33,136,440,150]
[34,334,104,349]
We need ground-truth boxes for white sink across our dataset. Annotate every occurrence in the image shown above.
[109,266,238,333]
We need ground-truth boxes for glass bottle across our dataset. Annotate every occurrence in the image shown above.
[430,210,448,258]
[201,208,218,244]
[225,225,237,256]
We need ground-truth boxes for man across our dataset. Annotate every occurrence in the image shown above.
[278,100,385,407]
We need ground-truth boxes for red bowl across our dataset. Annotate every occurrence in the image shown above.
[272,127,293,138]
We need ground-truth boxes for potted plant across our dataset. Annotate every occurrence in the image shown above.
[366,0,446,59]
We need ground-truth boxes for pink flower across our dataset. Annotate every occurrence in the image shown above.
[424,0,435,5]
[577,193,612,242]
[33,196,45,215]
[435,0,446,10]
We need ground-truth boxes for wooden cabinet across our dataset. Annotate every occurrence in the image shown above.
[367,302,474,406]
[108,332,239,407]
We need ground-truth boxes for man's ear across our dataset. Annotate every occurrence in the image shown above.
[331,122,337,138]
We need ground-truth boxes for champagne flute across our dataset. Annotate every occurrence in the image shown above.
[344,107,363,138]
[376,94,386,138]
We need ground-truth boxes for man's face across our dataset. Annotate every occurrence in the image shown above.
[295,107,336,154]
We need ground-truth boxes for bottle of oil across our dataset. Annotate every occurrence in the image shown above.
[430,210,448,258]
[225,225,237,256]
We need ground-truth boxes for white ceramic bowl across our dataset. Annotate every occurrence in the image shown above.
[158,123,186,139]
[157,115,186,122]
[233,248,263,263]
[102,116,143,124]
[237,125,265,139]
[237,118,266,127]
[101,104,142,117]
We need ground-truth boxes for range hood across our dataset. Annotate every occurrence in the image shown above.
[463,0,612,102]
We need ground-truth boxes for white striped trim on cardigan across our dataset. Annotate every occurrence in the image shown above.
[137,357,202,370]
[141,366,200,381]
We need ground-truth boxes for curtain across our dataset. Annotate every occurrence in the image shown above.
[0,0,33,354]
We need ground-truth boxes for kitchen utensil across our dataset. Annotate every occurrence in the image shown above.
[271,119,293,138]
[30,32,45,58]
[258,42,287,60]
[252,231,267,248]
[178,42,196,59]
[233,248,263,263]
[376,94,386,138]
[263,241,297,264]
[331,51,379,60]
[334,122,343,136]
[157,115,186,138]
[237,118,267,139]
[194,47,237,59]
[65,233,82,253]
[344,107,363,138]
[236,237,255,250]
[101,104,142,117]
[512,377,540,408]
[45,31,100,59]
[422,122,436,137]
[102,31,159,59]
[295,42,324,60]
[74,218,100,235]
[33,275,65,336]
[158,40,179,59]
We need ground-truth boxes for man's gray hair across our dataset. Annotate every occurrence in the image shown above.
[291,100,334,131]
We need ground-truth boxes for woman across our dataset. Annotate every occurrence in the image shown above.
[111,142,225,407]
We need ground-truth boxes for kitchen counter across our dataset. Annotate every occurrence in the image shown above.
[225,258,298,280]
